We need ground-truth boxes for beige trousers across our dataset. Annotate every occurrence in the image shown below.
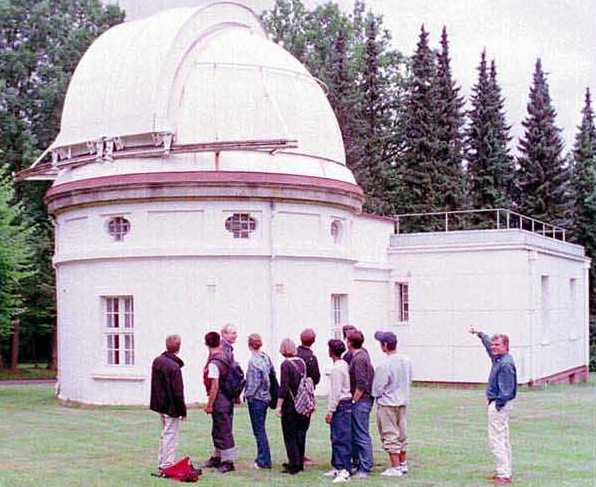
[488,401,512,478]
[158,414,181,469]
[376,404,408,454]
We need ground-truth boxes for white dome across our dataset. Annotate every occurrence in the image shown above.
[53,2,347,168]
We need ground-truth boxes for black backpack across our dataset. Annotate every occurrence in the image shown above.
[212,356,245,400]
[268,365,279,409]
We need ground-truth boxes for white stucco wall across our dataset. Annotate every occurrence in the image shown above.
[388,230,589,384]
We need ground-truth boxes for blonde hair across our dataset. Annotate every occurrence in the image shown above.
[279,338,297,357]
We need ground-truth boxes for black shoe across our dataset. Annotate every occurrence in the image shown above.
[217,461,235,474]
[203,456,221,468]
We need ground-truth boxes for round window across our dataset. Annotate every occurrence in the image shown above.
[107,217,130,241]
[225,213,257,239]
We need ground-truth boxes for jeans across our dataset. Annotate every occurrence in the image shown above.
[330,399,352,471]
[352,396,374,472]
[248,399,272,468]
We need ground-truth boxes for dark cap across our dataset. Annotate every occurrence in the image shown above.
[374,330,397,347]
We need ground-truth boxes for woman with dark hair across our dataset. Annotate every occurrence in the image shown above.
[276,338,309,475]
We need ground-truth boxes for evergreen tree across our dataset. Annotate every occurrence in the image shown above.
[516,58,570,224]
[569,88,596,368]
[466,52,515,211]
[570,88,596,253]
[399,25,440,217]
[434,26,465,211]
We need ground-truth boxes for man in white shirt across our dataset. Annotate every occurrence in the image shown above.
[371,331,412,477]
[324,339,352,483]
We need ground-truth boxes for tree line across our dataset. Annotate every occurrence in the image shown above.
[0,0,594,369]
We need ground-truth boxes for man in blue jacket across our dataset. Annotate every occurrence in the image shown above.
[469,327,517,485]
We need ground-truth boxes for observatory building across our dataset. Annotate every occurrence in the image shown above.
[22,2,590,404]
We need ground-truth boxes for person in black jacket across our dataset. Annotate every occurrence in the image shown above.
[150,335,187,472]
[297,328,320,466]
[276,338,309,475]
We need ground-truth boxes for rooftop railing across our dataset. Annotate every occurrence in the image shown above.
[394,208,567,241]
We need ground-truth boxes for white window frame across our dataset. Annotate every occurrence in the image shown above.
[331,294,348,338]
[103,296,135,366]
[395,282,409,324]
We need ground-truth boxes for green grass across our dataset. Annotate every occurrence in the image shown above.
[0,380,594,486]
[0,363,56,381]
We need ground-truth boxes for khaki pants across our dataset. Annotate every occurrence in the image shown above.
[376,404,408,454]
[158,414,181,469]
[488,402,512,478]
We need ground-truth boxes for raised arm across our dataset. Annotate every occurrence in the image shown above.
[469,326,495,360]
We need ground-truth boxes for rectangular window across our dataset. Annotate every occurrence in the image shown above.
[331,294,348,338]
[541,276,550,339]
[396,283,409,322]
[104,296,135,366]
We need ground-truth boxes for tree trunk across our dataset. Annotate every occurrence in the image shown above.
[48,318,57,371]
[10,318,20,371]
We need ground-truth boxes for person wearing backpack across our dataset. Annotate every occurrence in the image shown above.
[276,338,313,475]
[202,331,236,474]
[150,335,187,474]
[245,333,273,470]
[297,328,321,466]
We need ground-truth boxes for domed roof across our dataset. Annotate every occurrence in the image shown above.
[44,1,353,185]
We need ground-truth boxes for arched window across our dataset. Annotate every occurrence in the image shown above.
[225,213,257,239]
[107,217,130,241]
[330,219,343,244]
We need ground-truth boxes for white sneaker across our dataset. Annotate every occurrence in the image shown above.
[380,467,403,477]
[332,469,351,483]
[400,461,408,474]
[324,469,340,478]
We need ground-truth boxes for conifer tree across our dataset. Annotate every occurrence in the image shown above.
[400,25,440,216]
[434,26,465,211]
[516,59,570,224]
[570,88,596,251]
[569,88,596,368]
[466,52,515,211]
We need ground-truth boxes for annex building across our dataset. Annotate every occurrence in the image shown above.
[22,1,590,404]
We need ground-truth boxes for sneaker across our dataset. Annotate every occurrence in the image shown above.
[400,461,408,474]
[253,462,271,470]
[332,469,351,483]
[381,467,403,477]
[217,461,235,474]
[352,471,369,480]
[203,456,221,468]
[324,469,340,478]
[493,477,512,485]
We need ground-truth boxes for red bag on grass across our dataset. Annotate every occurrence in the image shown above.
[159,457,201,482]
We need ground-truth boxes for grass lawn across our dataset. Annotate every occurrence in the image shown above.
[0,363,56,381]
[0,380,594,486]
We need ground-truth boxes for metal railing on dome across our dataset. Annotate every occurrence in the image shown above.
[394,208,567,241]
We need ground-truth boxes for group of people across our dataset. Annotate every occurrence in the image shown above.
[150,322,517,485]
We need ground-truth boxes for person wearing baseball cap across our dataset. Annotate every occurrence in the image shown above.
[371,331,412,477]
